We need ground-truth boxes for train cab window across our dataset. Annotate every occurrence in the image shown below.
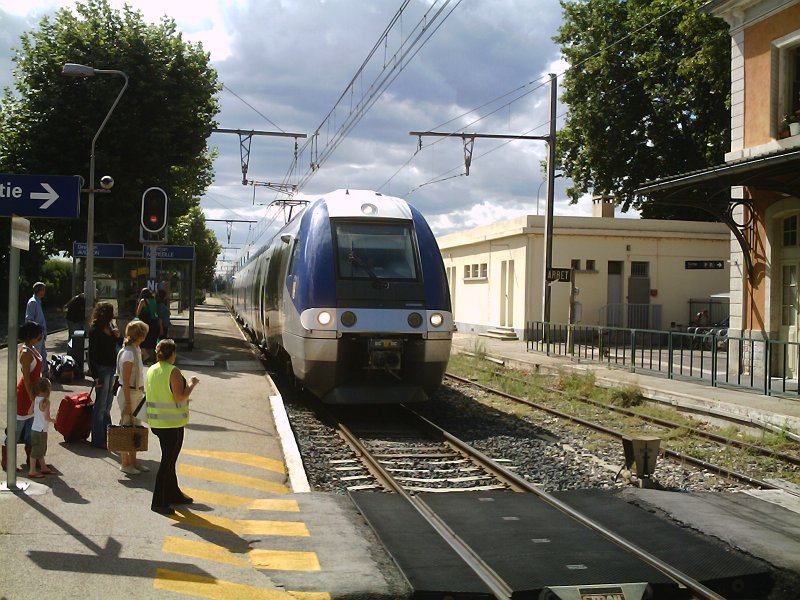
[335,222,418,281]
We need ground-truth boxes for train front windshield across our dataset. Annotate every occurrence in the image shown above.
[335,222,418,281]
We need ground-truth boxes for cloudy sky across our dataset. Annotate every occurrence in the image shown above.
[1,0,641,270]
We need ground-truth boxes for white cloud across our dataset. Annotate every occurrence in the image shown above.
[2,0,643,269]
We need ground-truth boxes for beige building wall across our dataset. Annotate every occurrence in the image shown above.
[438,214,730,336]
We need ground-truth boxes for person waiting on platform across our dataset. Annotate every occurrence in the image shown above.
[25,282,49,379]
[29,377,56,478]
[88,302,120,450]
[146,339,199,516]
[2,321,44,472]
[114,320,149,475]
[135,288,161,362]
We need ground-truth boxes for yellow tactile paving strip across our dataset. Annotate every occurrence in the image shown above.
[154,568,330,600]
[179,463,289,495]
[155,449,327,599]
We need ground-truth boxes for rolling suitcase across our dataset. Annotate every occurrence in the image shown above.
[55,386,94,442]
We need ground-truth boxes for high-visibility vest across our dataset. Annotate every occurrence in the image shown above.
[145,361,189,428]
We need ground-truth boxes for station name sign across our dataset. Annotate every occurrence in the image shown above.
[546,267,571,282]
[143,245,195,260]
[685,260,724,270]
[73,242,125,258]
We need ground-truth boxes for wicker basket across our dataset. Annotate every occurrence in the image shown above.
[107,425,149,452]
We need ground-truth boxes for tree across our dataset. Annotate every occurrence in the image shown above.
[0,0,220,296]
[171,206,221,290]
[554,0,730,218]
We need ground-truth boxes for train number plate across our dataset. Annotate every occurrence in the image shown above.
[369,338,402,350]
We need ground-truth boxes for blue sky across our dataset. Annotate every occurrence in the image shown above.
[0,0,641,270]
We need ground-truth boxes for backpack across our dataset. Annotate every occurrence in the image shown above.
[49,354,77,383]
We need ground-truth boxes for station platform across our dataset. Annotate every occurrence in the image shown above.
[1,303,799,599]
[450,332,800,439]
[0,298,408,600]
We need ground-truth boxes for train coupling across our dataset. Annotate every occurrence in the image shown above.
[367,338,402,370]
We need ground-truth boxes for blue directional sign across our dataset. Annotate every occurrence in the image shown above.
[73,242,125,259]
[0,174,81,218]
[143,245,195,260]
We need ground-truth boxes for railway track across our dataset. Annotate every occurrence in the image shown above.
[445,369,800,494]
[315,401,728,600]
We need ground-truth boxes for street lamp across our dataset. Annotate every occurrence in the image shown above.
[61,63,128,324]
[536,173,562,216]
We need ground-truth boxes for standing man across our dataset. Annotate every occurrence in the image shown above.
[26,282,49,379]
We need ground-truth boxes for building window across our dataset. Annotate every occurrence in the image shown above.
[586,259,596,271]
[773,33,800,137]
[783,265,797,327]
[784,215,798,247]
[571,259,581,271]
[464,263,488,281]
[631,261,649,277]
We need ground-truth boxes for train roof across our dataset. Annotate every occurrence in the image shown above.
[305,189,413,220]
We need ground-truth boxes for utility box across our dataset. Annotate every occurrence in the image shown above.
[622,435,660,478]
[67,330,86,377]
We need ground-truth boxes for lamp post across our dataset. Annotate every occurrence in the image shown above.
[536,173,562,216]
[61,63,128,324]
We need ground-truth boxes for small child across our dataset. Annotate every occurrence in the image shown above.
[29,377,55,478]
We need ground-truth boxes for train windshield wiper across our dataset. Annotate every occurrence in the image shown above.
[348,248,388,289]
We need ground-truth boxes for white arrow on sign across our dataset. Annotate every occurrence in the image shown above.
[31,183,59,209]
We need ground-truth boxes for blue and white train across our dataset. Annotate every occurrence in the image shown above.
[230,189,453,403]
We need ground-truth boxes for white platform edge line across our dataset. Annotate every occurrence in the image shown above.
[270,394,311,493]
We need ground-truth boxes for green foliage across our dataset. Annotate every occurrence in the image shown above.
[554,0,730,217]
[0,0,220,291]
[40,258,74,310]
[170,206,221,290]
[609,384,643,408]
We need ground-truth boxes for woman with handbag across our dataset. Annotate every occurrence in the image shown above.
[146,338,199,516]
[114,320,150,475]
[88,302,120,450]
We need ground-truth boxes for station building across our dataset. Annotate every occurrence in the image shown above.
[639,0,800,380]
[437,198,730,339]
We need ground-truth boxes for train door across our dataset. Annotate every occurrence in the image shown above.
[500,259,514,327]
[607,261,623,327]
[779,261,799,378]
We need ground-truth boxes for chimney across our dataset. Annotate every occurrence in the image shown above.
[592,195,615,218]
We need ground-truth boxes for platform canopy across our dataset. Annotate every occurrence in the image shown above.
[637,147,800,281]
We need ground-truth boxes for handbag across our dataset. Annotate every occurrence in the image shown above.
[107,423,149,452]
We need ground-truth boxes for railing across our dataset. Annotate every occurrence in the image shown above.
[526,321,799,399]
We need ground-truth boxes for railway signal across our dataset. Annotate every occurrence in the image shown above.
[140,186,168,242]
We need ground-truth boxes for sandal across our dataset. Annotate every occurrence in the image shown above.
[40,468,56,475]
[28,473,44,479]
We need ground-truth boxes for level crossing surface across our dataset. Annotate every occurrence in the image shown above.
[0,298,407,600]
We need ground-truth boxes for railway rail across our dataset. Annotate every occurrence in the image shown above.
[445,371,799,493]
[317,401,727,600]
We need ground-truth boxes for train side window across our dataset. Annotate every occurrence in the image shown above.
[287,238,300,274]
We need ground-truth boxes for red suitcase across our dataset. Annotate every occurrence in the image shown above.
[55,387,94,442]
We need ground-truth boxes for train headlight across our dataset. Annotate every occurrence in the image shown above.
[317,311,332,326]
[407,312,423,328]
[341,311,357,327]
[361,203,377,215]
[429,313,444,327]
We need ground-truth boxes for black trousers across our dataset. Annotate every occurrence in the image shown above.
[151,426,185,509]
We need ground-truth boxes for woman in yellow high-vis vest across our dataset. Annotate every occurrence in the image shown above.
[145,339,199,516]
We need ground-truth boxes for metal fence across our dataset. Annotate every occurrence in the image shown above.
[526,321,799,399]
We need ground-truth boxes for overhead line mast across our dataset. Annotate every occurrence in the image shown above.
[411,74,559,324]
